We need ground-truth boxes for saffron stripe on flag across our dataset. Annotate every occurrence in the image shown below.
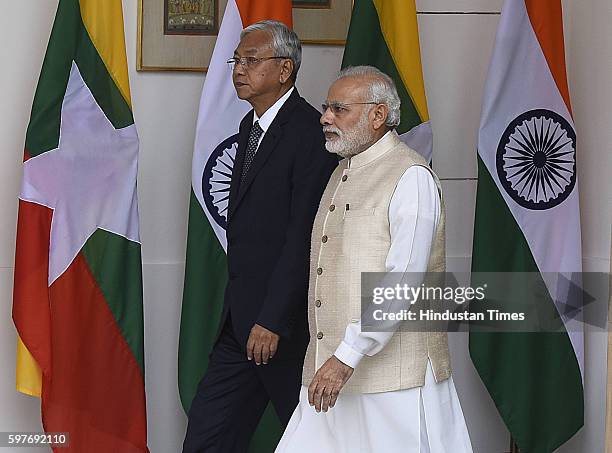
[524,0,572,113]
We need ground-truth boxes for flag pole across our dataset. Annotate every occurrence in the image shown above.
[605,237,612,453]
[509,437,520,453]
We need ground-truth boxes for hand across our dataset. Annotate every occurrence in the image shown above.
[308,356,354,412]
[246,324,280,365]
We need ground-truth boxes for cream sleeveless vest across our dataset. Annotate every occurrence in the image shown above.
[302,131,451,393]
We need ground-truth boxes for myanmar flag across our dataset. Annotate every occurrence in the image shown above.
[342,0,432,160]
[12,0,148,451]
[178,0,292,451]
[470,0,583,451]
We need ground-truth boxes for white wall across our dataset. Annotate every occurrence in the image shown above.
[556,1,612,451]
[1,1,610,452]
[0,2,63,452]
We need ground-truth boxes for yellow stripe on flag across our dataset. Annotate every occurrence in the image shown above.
[372,0,429,122]
[79,0,132,108]
[16,336,42,397]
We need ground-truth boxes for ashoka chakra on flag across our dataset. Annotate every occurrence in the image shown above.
[496,109,577,211]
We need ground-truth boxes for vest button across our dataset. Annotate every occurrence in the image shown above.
[321,235,328,243]
[316,267,323,275]
[317,332,324,340]
[315,299,321,307]
[341,175,348,182]
[329,204,335,212]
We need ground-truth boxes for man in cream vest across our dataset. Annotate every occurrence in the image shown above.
[276,66,473,453]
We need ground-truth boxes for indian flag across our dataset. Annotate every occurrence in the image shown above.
[178,0,292,450]
[341,0,432,161]
[469,0,583,451]
[12,0,147,451]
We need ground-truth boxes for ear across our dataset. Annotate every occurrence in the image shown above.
[371,104,389,130]
[279,59,294,84]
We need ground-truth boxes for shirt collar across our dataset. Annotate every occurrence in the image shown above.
[253,86,295,132]
[347,130,399,169]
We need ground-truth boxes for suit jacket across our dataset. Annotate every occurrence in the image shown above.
[222,88,338,359]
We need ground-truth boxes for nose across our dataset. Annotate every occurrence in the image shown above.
[320,107,333,126]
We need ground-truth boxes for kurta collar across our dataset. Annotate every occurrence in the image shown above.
[347,129,400,169]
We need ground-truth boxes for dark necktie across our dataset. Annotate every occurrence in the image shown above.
[240,121,264,185]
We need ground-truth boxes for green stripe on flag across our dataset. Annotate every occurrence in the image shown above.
[75,23,134,129]
[179,191,228,412]
[82,229,145,374]
[341,0,422,136]
[25,0,132,158]
[25,0,77,157]
[470,156,583,452]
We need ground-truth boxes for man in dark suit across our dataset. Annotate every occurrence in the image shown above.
[183,20,337,453]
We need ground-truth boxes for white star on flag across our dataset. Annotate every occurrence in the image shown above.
[20,62,140,285]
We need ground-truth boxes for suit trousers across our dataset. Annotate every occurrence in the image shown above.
[182,316,304,453]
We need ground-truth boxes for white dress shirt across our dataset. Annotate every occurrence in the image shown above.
[251,86,295,150]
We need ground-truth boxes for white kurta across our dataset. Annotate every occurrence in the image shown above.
[275,162,473,453]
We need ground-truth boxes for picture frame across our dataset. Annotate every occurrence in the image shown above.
[163,0,219,36]
[137,0,351,72]
[293,0,352,46]
[292,0,331,9]
[137,0,228,72]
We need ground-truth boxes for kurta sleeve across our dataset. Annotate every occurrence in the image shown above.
[334,165,441,368]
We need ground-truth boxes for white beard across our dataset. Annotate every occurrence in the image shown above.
[323,111,375,158]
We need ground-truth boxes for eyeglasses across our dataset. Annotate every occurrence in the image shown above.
[227,56,290,71]
[321,101,379,116]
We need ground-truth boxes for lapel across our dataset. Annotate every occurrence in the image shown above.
[228,111,253,220]
[228,88,301,220]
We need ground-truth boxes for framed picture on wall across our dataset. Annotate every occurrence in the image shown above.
[164,0,219,36]
[137,0,228,72]
[292,0,331,7]
[292,0,352,45]
[137,0,351,72]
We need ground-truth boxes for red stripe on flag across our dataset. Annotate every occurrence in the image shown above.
[524,0,573,115]
[235,0,293,28]
[13,199,53,376]
[43,252,148,452]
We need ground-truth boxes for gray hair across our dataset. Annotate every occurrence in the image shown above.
[336,66,401,127]
[241,20,302,81]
